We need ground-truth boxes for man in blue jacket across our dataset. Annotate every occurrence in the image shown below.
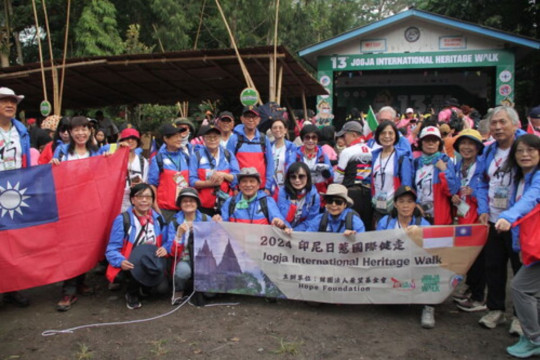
[0,87,30,307]
[476,105,526,334]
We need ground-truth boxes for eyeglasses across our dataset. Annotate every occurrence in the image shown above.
[303,135,318,141]
[326,198,345,206]
[134,195,153,200]
[289,174,307,180]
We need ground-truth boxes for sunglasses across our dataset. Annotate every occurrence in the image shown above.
[303,135,318,141]
[326,198,345,206]
[177,127,189,133]
[220,117,233,123]
[289,174,307,180]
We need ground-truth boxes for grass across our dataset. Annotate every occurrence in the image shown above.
[271,337,303,356]
[149,339,169,357]
[75,343,93,360]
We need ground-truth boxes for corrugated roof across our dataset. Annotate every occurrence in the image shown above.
[0,46,326,111]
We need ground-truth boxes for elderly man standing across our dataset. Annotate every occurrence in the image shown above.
[0,87,30,307]
[227,106,274,193]
[476,106,526,334]
[335,121,374,230]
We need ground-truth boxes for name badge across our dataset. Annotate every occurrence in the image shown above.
[493,187,509,209]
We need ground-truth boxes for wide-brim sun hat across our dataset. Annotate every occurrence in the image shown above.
[321,183,354,207]
[128,244,167,287]
[0,87,24,104]
[453,129,484,155]
[237,167,261,183]
[176,187,201,207]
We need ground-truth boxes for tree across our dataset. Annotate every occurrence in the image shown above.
[74,0,124,56]
[124,24,153,54]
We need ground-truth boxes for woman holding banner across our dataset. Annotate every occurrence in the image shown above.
[278,162,320,230]
[494,134,540,358]
[375,186,434,329]
[166,188,211,305]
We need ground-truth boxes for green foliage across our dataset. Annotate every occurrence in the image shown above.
[133,104,178,133]
[124,24,154,54]
[74,0,124,56]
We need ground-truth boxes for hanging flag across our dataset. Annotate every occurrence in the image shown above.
[363,106,378,138]
[149,137,158,159]
[0,149,128,293]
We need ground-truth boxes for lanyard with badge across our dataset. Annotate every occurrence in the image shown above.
[167,153,188,189]
[373,151,394,211]
[492,157,512,209]
[0,126,16,170]
[456,161,475,217]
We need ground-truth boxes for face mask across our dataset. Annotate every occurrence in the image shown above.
[181,133,190,147]
[321,108,330,114]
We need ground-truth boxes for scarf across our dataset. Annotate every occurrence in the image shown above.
[421,152,441,166]
[236,194,257,209]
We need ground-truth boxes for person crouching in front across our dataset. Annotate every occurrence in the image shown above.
[105,183,169,310]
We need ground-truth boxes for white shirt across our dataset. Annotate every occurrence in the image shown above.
[122,154,150,212]
[0,125,22,171]
[272,143,286,187]
[133,217,156,246]
[373,151,395,207]
[415,164,435,217]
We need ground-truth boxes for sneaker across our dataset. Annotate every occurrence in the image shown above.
[56,295,78,312]
[3,291,30,307]
[507,336,540,358]
[421,305,435,329]
[453,296,471,305]
[125,293,141,310]
[510,317,524,337]
[479,310,506,329]
[107,282,121,291]
[452,285,471,303]
[172,292,187,306]
[456,299,487,312]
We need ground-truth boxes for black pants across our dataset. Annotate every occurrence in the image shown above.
[484,222,521,311]
[347,185,373,231]
[467,247,486,302]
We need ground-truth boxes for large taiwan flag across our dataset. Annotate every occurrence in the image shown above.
[0,149,128,292]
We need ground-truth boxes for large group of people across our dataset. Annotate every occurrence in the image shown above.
[1,86,539,358]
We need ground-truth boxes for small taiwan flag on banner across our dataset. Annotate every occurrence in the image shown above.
[422,226,454,249]
[454,225,487,247]
[0,149,129,293]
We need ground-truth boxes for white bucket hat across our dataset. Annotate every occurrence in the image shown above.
[321,184,354,207]
[0,87,24,104]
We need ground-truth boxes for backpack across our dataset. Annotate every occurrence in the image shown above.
[171,213,208,232]
[155,150,190,173]
[233,134,267,161]
[228,196,269,222]
[318,210,360,232]
[121,211,165,239]
[195,148,232,168]
[384,214,422,229]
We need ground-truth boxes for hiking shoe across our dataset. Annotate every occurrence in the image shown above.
[77,283,95,296]
[3,291,30,307]
[421,305,435,329]
[510,317,524,337]
[456,299,487,312]
[479,310,506,329]
[507,336,540,358]
[125,293,141,310]
[56,295,78,312]
[453,295,471,305]
[452,285,471,303]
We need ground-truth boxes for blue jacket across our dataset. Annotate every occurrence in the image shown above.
[370,146,413,196]
[498,170,540,253]
[53,143,100,161]
[227,125,274,191]
[454,156,485,224]
[295,208,365,233]
[105,207,168,269]
[413,152,459,225]
[477,129,527,216]
[9,118,31,168]
[189,146,240,187]
[277,185,320,229]
[165,210,210,261]
[376,215,431,230]
[221,190,288,226]
[148,146,190,187]
[293,145,333,194]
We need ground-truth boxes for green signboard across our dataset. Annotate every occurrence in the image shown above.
[317,49,515,108]
[40,100,52,117]
[240,88,259,107]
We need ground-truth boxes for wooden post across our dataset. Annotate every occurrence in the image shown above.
[31,0,48,102]
[302,90,308,124]
[268,57,275,102]
[41,0,58,114]
[276,65,283,105]
[273,0,280,102]
[58,0,71,115]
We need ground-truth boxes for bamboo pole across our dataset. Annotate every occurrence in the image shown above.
[273,0,280,102]
[302,90,308,125]
[193,0,206,50]
[215,0,261,104]
[152,24,165,53]
[41,0,58,114]
[58,0,71,115]
[268,56,275,102]
[276,65,283,105]
[31,0,48,101]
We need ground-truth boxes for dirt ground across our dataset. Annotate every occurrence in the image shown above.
[1,268,518,360]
